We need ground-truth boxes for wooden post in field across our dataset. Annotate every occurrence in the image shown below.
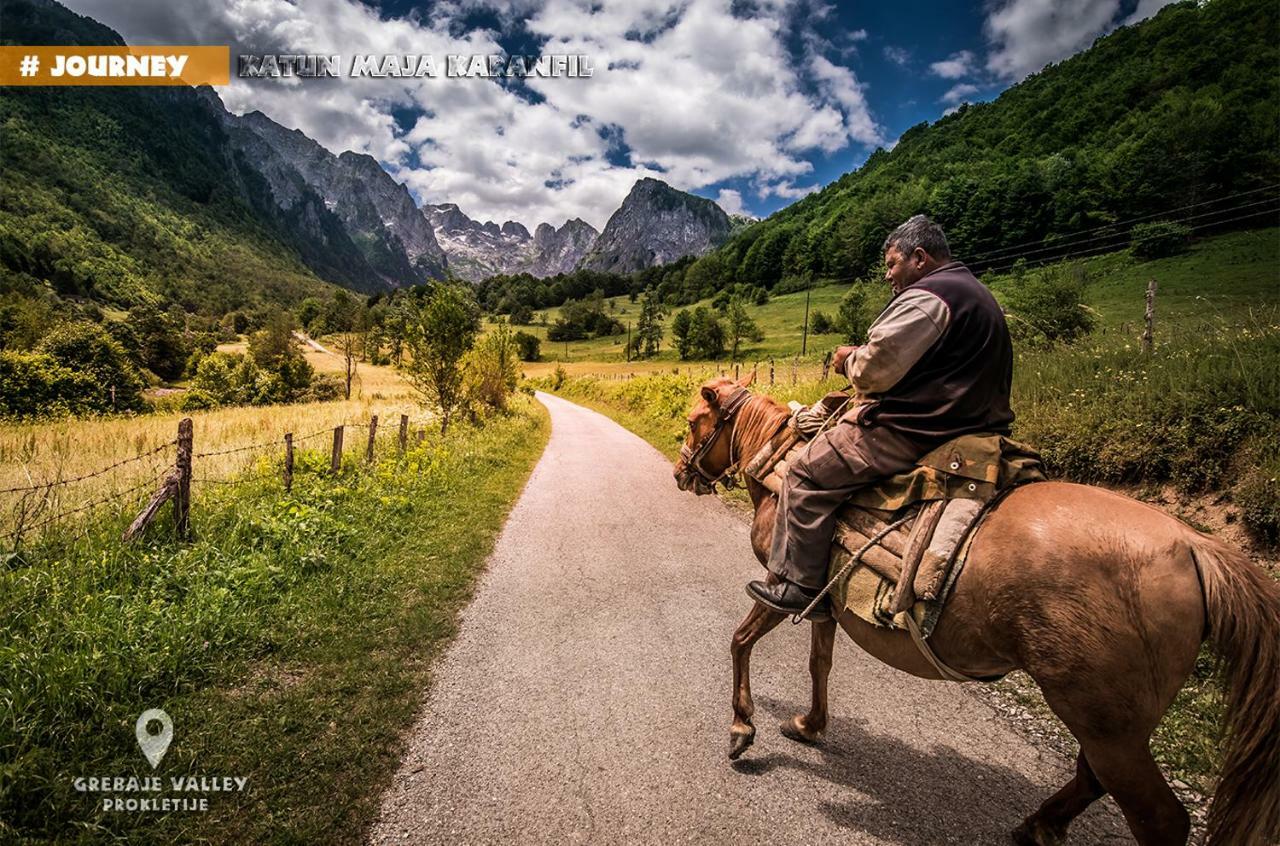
[415,429,426,445]
[801,287,811,356]
[283,433,294,492]
[1142,279,1157,353]
[366,415,378,463]
[399,414,408,452]
[769,357,775,385]
[821,350,832,380]
[174,417,192,541]
[791,355,798,385]
[331,425,344,474]
[734,363,739,381]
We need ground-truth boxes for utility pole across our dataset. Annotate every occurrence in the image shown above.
[801,287,811,356]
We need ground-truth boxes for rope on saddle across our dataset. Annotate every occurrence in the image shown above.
[792,512,915,625]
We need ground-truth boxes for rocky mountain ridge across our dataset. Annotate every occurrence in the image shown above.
[579,178,733,274]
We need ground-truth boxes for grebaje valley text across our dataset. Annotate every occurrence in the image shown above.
[238,54,594,78]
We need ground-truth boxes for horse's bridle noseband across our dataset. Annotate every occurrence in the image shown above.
[678,386,752,491]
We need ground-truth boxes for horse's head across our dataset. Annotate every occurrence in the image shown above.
[673,371,755,495]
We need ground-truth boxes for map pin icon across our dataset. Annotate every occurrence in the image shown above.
[136,708,173,769]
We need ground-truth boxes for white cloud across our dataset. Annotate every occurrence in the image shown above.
[715,188,745,216]
[68,0,885,229]
[940,82,980,104]
[929,50,975,79]
[984,0,1122,81]
[882,45,911,66]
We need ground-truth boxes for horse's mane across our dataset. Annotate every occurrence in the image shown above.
[732,391,791,462]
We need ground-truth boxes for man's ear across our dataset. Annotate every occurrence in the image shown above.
[738,369,755,388]
[701,386,717,405]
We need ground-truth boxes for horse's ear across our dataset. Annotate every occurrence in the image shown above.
[738,369,755,388]
[700,386,717,405]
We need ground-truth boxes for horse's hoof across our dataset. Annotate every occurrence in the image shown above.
[728,730,755,760]
[1011,818,1064,846]
[779,716,822,745]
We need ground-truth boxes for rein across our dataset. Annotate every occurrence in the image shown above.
[678,387,753,491]
[679,388,789,492]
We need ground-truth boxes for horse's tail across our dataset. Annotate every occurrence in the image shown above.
[1191,537,1280,845]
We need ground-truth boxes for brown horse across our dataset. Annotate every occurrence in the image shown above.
[673,374,1280,846]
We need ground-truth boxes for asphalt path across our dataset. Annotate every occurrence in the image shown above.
[369,392,1131,845]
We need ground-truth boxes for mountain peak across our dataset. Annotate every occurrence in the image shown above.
[580,180,731,274]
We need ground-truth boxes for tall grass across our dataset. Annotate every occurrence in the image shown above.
[0,397,549,843]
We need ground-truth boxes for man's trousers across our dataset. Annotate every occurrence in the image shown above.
[766,420,930,590]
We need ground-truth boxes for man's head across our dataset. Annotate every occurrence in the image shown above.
[882,215,951,294]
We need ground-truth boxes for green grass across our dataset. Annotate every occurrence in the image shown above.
[0,396,549,844]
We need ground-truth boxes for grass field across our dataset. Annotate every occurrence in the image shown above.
[1,396,549,844]
[0,337,427,546]
[511,227,1280,374]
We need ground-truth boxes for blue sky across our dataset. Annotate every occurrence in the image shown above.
[69,0,1179,228]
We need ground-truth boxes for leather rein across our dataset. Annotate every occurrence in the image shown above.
[679,387,779,492]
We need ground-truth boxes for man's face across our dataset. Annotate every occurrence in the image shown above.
[884,245,929,294]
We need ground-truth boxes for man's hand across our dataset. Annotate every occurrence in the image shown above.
[831,344,858,375]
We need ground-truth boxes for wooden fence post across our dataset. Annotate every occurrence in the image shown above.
[415,429,426,445]
[366,415,378,463]
[399,414,408,452]
[769,357,775,385]
[1142,279,1157,353]
[734,363,740,381]
[283,433,293,492]
[331,425,344,474]
[791,355,798,386]
[821,350,832,380]
[175,417,192,541]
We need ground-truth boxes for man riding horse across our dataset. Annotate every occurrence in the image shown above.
[748,214,1015,616]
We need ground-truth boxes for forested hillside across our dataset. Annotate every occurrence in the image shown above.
[0,0,372,317]
[662,0,1278,302]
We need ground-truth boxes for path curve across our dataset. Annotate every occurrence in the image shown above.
[369,393,1129,844]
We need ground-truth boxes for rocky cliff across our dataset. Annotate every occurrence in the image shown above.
[579,178,731,274]
[423,204,598,281]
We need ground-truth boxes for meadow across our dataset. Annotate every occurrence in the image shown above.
[0,394,549,843]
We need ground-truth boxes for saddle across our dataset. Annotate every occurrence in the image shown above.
[744,406,1046,639]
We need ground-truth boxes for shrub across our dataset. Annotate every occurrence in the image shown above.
[35,321,144,411]
[304,373,345,402]
[1131,220,1192,260]
[810,310,834,334]
[0,350,100,417]
[465,322,520,412]
[1000,263,1095,345]
[835,284,876,342]
[513,331,541,362]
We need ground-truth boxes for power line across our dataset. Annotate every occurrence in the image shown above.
[963,184,1280,264]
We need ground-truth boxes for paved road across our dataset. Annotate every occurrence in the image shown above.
[369,393,1130,845]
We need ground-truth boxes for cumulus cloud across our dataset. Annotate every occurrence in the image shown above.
[940,82,980,104]
[929,50,974,79]
[715,188,745,216]
[983,0,1176,81]
[70,0,884,228]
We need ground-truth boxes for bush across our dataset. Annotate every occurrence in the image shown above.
[1130,220,1192,260]
[36,321,144,411]
[513,331,541,362]
[465,322,520,412]
[835,284,876,342]
[0,350,101,417]
[1000,264,1095,345]
[304,373,345,402]
[810,310,834,334]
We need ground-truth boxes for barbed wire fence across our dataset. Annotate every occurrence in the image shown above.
[1,412,438,551]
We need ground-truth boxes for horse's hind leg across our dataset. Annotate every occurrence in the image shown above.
[1013,750,1106,845]
[780,618,836,745]
[730,601,786,759]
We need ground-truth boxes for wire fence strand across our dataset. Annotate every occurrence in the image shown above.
[0,441,175,495]
[2,466,174,542]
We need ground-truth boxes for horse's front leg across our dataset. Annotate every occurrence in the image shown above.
[781,617,836,744]
[730,599,786,759]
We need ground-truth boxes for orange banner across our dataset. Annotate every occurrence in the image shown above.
[0,46,229,86]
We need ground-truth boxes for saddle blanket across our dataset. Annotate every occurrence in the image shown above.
[752,431,1046,637]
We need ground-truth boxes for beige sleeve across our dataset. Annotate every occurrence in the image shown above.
[843,289,950,394]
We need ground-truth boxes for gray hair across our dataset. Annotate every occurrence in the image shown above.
[882,215,952,260]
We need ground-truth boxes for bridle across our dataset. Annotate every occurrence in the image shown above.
[678,386,752,491]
